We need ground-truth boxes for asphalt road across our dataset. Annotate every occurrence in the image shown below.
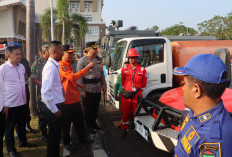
[97,102,172,157]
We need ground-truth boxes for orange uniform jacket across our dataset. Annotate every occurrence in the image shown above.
[59,60,87,104]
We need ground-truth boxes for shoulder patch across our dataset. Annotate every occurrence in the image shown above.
[62,67,67,71]
[141,67,144,71]
[199,143,221,157]
[124,65,127,68]
[199,113,211,123]
[181,126,200,154]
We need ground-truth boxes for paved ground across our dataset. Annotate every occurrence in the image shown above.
[96,102,172,157]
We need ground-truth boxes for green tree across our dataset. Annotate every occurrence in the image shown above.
[40,0,88,48]
[71,14,88,50]
[57,0,69,44]
[197,15,226,39]
[161,24,197,36]
[40,9,58,42]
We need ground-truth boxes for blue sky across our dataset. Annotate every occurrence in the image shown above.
[102,0,232,31]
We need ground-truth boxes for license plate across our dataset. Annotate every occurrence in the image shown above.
[135,122,148,141]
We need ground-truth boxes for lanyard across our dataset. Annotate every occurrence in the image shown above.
[130,68,136,86]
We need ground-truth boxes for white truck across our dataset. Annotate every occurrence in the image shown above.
[105,36,232,153]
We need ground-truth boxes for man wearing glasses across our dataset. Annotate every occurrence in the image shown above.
[120,48,147,138]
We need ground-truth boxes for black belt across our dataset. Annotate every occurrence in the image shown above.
[83,78,100,84]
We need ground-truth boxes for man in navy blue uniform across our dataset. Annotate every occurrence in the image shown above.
[173,54,232,157]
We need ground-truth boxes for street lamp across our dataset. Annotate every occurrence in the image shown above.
[50,0,54,40]
[180,22,188,35]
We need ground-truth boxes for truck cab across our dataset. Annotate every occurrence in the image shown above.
[106,37,173,109]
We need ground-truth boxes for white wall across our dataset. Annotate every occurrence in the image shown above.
[0,7,15,37]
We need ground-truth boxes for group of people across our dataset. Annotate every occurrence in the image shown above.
[0,41,106,157]
[1,39,232,157]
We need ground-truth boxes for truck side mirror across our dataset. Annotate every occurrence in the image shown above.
[214,48,231,86]
[105,55,111,69]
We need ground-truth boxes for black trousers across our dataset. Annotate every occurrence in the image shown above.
[5,105,27,152]
[82,92,101,128]
[62,102,85,145]
[38,97,48,137]
[0,111,5,157]
[43,103,63,157]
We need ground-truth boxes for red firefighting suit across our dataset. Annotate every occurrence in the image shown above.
[120,64,147,130]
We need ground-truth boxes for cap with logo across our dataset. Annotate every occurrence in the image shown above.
[63,44,75,53]
[8,42,22,48]
[86,42,98,49]
[173,54,227,84]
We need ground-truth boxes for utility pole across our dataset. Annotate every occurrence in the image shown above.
[26,0,37,115]
[50,0,54,40]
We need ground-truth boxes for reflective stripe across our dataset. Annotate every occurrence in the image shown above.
[121,120,129,125]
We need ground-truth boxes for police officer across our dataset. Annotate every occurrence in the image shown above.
[59,45,94,151]
[120,48,147,138]
[76,42,106,134]
[173,54,232,157]
[31,44,49,142]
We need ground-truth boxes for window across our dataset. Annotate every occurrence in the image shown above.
[132,43,164,67]
[18,21,26,36]
[87,26,99,35]
[88,2,92,12]
[76,3,80,10]
[84,2,88,11]
[71,2,75,9]
[111,41,127,70]
[85,15,92,22]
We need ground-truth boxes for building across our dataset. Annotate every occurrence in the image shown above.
[68,0,105,44]
[0,0,26,57]
[35,0,105,49]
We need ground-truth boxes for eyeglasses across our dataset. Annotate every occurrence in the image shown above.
[128,57,135,59]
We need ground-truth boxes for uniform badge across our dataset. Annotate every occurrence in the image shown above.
[62,67,67,71]
[181,126,200,154]
[181,114,190,130]
[199,113,211,123]
[199,143,221,157]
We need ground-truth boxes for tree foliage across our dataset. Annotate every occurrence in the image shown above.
[40,0,88,49]
[161,24,197,36]
[197,13,232,40]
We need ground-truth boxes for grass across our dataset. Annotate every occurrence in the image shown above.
[3,116,47,157]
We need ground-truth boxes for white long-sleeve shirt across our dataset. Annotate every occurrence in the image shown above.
[0,79,4,112]
[0,61,26,108]
[41,57,64,113]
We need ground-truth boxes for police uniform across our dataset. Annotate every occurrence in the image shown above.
[174,101,232,157]
[31,56,48,138]
[76,53,106,131]
[173,54,232,157]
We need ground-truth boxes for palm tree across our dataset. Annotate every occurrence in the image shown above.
[71,14,88,50]
[40,9,58,42]
[40,0,88,49]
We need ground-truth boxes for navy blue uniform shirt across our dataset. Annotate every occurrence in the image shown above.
[174,101,232,157]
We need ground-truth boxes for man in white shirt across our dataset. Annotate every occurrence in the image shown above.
[41,41,64,157]
[0,43,34,157]
[0,73,8,157]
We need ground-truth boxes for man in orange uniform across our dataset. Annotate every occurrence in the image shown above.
[59,45,94,151]
[120,48,147,138]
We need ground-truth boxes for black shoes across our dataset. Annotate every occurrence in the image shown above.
[121,129,129,139]
[9,151,20,157]
[18,142,36,148]
[26,126,37,134]
[89,128,97,134]
[80,139,94,144]
[64,144,76,152]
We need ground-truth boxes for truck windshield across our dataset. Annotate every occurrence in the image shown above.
[111,41,127,70]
